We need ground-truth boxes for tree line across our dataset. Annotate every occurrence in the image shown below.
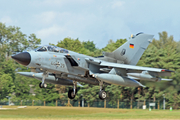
[0,22,180,109]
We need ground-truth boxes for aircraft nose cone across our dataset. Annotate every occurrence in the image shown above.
[11,52,31,66]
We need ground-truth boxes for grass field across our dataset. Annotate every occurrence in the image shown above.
[0,106,180,120]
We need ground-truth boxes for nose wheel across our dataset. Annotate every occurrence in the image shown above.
[39,71,48,88]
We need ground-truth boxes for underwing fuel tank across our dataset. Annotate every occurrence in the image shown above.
[17,72,74,85]
[127,72,172,82]
[94,73,145,87]
[127,73,160,81]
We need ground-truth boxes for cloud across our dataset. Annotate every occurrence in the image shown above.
[34,0,93,7]
[42,0,64,6]
[0,16,12,24]
[35,11,56,25]
[36,25,63,39]
[2,0,180,48]
[111,1,125,9]
[36,24,76,45]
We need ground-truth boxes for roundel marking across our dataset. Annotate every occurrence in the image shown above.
[121,49,126,56]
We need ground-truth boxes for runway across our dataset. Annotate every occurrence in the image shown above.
[0,106,179,120]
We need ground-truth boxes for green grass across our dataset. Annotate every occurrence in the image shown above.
[0,106,180,120]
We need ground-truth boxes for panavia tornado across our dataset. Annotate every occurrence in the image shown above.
[11,33,173,100]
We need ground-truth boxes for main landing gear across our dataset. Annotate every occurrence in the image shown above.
[99,81,107,100]
[39,71,48,88]
[39,82,47,88]
[68,81,77,99]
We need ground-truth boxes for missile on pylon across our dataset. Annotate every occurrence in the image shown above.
[94,73,145,87]
[127,72,172,82]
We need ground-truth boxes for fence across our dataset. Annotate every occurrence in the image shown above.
[0,99,165,109]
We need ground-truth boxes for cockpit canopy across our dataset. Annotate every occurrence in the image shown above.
[34,45,69,53]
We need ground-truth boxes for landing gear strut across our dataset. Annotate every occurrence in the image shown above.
[99,81,107,100]
[39,71,48,88]
[68,81,77,99]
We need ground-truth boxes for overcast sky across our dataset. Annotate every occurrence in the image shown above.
[0,0,180,48]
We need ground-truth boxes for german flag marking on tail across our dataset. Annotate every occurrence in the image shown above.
[129,44,134,49]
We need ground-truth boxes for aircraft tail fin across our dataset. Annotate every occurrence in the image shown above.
[111,33,154,65]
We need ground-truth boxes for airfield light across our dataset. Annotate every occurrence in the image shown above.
[6,96,10,106]
[163,94,165,110]
[81,94,84,107]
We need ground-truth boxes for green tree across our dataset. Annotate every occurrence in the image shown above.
[76,84,99,106]
[0,22,41,55]
[102,39,126,52]
[0,74,15,100]
[137,31,180,108]
[82,41,96,52]
[0,22,41,101]
[34,83,59,101]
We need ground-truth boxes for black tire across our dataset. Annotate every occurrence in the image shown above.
[99,90,106,100]
[39,82,47,88]
[68,89,76,99]
[39,82,43,88]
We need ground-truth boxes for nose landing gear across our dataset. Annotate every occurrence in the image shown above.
[39,71,48,88]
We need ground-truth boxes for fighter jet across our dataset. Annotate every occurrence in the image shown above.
[11,33,173,100]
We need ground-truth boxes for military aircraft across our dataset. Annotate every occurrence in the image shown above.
[11,33,173,100]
